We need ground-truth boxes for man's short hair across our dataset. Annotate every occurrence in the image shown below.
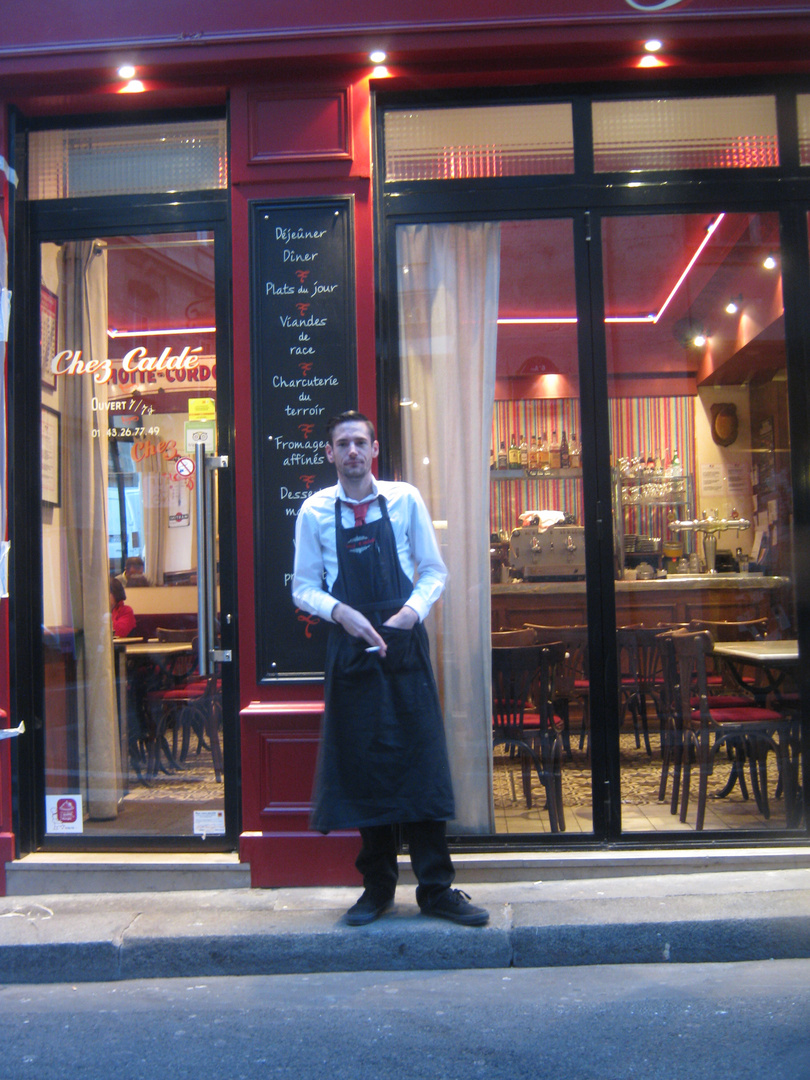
[325,411,376,445]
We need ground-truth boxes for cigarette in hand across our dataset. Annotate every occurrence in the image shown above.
[365,645,381,653]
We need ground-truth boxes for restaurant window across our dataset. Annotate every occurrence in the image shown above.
[384,103,574,181]
[383,88,807,843]
[28,119,228,199]
[797,95,810,166]
[396,218,592,836]
[603,210,800,833]
[592,96,779,172]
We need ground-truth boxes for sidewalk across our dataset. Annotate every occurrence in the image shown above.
[1,868,810,984]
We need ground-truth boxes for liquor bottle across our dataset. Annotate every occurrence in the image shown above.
[570,431,581,469]
[560,430,570,469]
[519,434,529,470]
[539,432,549,470]
[549,430,561,470]
[497,440,507,470]
[508,434,521,470]
[528,437,539,471]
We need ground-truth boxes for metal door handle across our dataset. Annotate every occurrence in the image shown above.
[196,443,230,675]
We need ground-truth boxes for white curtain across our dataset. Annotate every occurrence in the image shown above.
[60,241,120,819]
[396,222,500,833]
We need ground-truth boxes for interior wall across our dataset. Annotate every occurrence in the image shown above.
[695,385,755,559]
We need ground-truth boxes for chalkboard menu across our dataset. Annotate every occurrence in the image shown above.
[250,198,357,681]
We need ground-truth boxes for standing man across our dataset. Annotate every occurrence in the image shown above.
[292,411,489,927]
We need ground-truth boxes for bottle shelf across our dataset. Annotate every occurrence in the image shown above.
[491,468,582,481]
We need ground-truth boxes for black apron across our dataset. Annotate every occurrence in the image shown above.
[310,495,455,833]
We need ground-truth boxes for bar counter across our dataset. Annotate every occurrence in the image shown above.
[491,573,793,631]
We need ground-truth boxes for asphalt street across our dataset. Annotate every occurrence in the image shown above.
[1,959,809,1080]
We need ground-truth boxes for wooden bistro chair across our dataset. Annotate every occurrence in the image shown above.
[616,626,667,757]
[669,629,793,830]
[491,641,566,832]
[524,624,589,759]
[146,628,223,782]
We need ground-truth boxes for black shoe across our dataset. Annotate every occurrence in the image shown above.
[345,890,395,926]
[420,889,489,926]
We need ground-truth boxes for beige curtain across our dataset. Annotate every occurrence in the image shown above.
[60,241,120,819]
[396,222,500,833]
[135,446,167,586]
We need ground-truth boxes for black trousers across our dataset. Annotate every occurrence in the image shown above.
[356,820,454,908]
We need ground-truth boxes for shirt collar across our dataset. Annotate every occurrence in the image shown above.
[336,477,379,505]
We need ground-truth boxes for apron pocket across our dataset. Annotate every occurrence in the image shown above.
[379,625,420,673]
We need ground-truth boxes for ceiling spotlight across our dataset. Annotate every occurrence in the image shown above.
[693,333,707,348]
[117,65,136,80]
[644,39,663,52]
[725,296,742,315]
[763,253,778,270]
[638,55,665,68]
[118,79,145,94]
[369,50,387,64]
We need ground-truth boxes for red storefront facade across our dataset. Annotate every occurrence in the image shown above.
[1,1,810,893]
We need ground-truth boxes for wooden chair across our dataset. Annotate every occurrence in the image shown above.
[617,626,665,757]
[147,633,223,781]
[524,624,589,758]
[491,642,566,831]
[670,629,793,830]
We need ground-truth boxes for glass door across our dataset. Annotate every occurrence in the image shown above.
[600,209,802,834]
[38,228,231,842]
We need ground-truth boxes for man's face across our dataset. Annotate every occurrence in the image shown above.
[326,420,378,485]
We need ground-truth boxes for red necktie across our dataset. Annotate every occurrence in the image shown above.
[348,500,370,527]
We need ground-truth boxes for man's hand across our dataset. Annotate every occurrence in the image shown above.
[332,602,387,655]
[383,605,419,630]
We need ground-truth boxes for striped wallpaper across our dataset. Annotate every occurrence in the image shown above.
[490,396,694,536]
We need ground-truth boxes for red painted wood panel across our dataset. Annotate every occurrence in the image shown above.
[248,87,353,165]
[239,701,361,886]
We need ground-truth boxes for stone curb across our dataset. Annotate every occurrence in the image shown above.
[1,873,809,984]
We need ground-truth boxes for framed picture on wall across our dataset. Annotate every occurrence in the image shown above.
[41,405,61,507]
[40,284,58,390]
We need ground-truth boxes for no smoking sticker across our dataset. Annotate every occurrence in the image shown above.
[175,456,195,477]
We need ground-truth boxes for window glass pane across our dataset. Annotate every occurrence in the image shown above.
[40,231,224,838]
[384,103,574,181]
[603,210,801,834]
[396,218,592,836]
[593,97,779,172]
[797,95,810,165]
[29,120,228,199]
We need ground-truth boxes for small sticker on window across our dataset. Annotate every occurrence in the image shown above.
[193,810,225,836]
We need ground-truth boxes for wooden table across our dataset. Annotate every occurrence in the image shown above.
[712,639,801,826]
[114,638,195,782]
[712,640,798,703]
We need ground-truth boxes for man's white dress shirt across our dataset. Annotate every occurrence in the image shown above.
[292,478,447,624]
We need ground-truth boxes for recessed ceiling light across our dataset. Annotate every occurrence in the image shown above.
[118,79,145,94]
[117,65,136,80]
[693,333,707,348]
[725,300,739,315]
[644,40,663,52]
[638,55,665,68]
[763,254,778,270]
[369,50,387,64]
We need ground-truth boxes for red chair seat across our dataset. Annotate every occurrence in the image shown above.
[690,706,783,724]
[691,694,756,709]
